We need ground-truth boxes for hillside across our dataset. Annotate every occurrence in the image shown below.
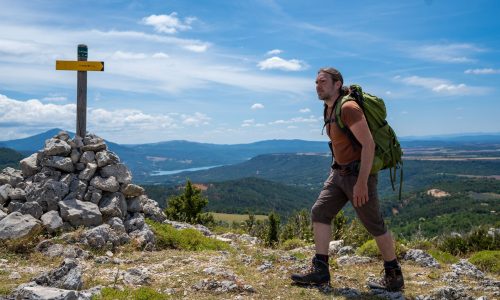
[0,147,25,170]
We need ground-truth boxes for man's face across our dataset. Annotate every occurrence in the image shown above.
[316,72,336,101]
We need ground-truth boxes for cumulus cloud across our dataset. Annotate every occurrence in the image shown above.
[412,43,484,63]
[299,108,311,113]
[142,13,196,34]
[0,38,39,55]
[183,43,209,53]
[241,119,255,127]
[0,94,213,139]
[251,103,264,110]
[257,56,307,71]
[394,75,489,95]
[110,51,147,60]
[42,95,67,102]
[266,49,283,55]
[181,112,211,126]
[464,68,500,75]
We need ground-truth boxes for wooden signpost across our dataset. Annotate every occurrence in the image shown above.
[56,44,104,138]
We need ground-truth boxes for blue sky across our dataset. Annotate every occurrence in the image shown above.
[0,0,499,144]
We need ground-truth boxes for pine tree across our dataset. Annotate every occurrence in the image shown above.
[267,212,280,246]
[165,180,208,224]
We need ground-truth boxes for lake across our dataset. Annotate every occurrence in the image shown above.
[150,165,222,176]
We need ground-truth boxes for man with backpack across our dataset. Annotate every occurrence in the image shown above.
[290,67,404,291]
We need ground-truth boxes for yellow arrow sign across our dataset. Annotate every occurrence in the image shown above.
[56,60,104,71]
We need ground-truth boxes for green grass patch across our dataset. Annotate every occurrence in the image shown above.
[92,287,169,300]
[428,249,459,264]
[356,239,407,259]
[280,238,308,250]
[146,219,231,251]
[290,251,308,260]
[469,250,500,274]
[211,212,267,223]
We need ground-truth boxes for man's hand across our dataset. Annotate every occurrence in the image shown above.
[353,180,369,207]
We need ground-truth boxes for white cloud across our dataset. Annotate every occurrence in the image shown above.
[152,52,169,59]
[0,94,217,140]
[269,116,319,125]
[257,56,307,71]
[181,112,211,126]
[0,38,39,55]
[464,68,500,75]
[299,108,311,113]
[241,119,254,127]
[266,49,283,56]
[394,75,489,95]
[251,103,264,110]
[183,43,209,53]
[412,43,484,63]
[110,51,147,60]
[141,13,196,34]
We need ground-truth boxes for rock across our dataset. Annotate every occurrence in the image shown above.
[14,284,79,300]
[96,150,120,168]
[0,212,42,240]
[81,224,129,249]
[7,200,23,213]
[8,187,26,201]
[26,179,69,212]
[34,258,83,290]
[124,213,145,233]
[107,217,126,233]
[91,176,119,193]
[9,271,21,279]
[142,198,166,222]
[20,153,41,177]
[257,261,273,272]
[129,223,155,249]
[80,151,96,164]
[70,149,81,164]
[56,131,70,141]
[99,192,127,219]
[43,138,72,156]
[0,184,12,206]
[59,199,102,227]
[328,240,344,255]
[164,219,213,236]
[431,286,471,300]
[33,167,61,184]
[0,167,23,186]
[338,245,355,256]
[100,163,132,184]
[0,210,6,221]
[123,268,150,286]
[84,186,102,204]
[81,142,106,152]
[452,259,485,279]
[336,255,373,266]
[404,249,440,268]
[68,177,87,200]
[203,267,237,280]
[121,184,144,198]
[19,201,44,219]
[335,287,362,298]
[42,156,74,173]
[126,196,143,213]
[41,210,64,232]
[78,163,97,181]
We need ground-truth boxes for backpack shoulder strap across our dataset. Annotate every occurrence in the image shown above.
[334,96,362,150]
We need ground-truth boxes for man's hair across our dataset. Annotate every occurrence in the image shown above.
[318,67,343,86]
[318,67,348,96]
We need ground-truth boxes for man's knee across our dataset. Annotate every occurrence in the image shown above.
[311,203,333,225]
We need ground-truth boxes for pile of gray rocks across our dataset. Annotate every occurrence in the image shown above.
[0,131,166,249]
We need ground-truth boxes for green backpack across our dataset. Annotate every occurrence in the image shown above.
[325,84,404,198]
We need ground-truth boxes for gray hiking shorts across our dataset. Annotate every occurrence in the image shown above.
[311,169,387,237]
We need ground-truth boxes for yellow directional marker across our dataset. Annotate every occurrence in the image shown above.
[56,60,104,71]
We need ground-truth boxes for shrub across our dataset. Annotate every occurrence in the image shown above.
[438,235,468,256]
[266,212,280,247]
[356,239,407,259]
[438,226,499,255]
[164,180,208,224]
[344,219,372,248]
[357,239,379,258]
[146,220,230,251]
[332,211,348,241]
[428,249,459,264]
[280,238,308,250]
[280,209,313,243]
[469,250,500,274]
[93,287,168,300]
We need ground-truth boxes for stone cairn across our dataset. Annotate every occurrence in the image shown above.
[0,131,166,250]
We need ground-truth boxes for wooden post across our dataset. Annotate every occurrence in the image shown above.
[76,44,88,138]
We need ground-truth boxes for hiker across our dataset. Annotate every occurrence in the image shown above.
[290,67,404,291]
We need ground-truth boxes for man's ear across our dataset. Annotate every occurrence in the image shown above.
[334,80,342,90]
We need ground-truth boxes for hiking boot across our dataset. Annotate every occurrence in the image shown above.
[290,257,330,285]
[368,266,405,291]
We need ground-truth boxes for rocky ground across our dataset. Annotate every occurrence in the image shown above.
[0,226,499,300]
